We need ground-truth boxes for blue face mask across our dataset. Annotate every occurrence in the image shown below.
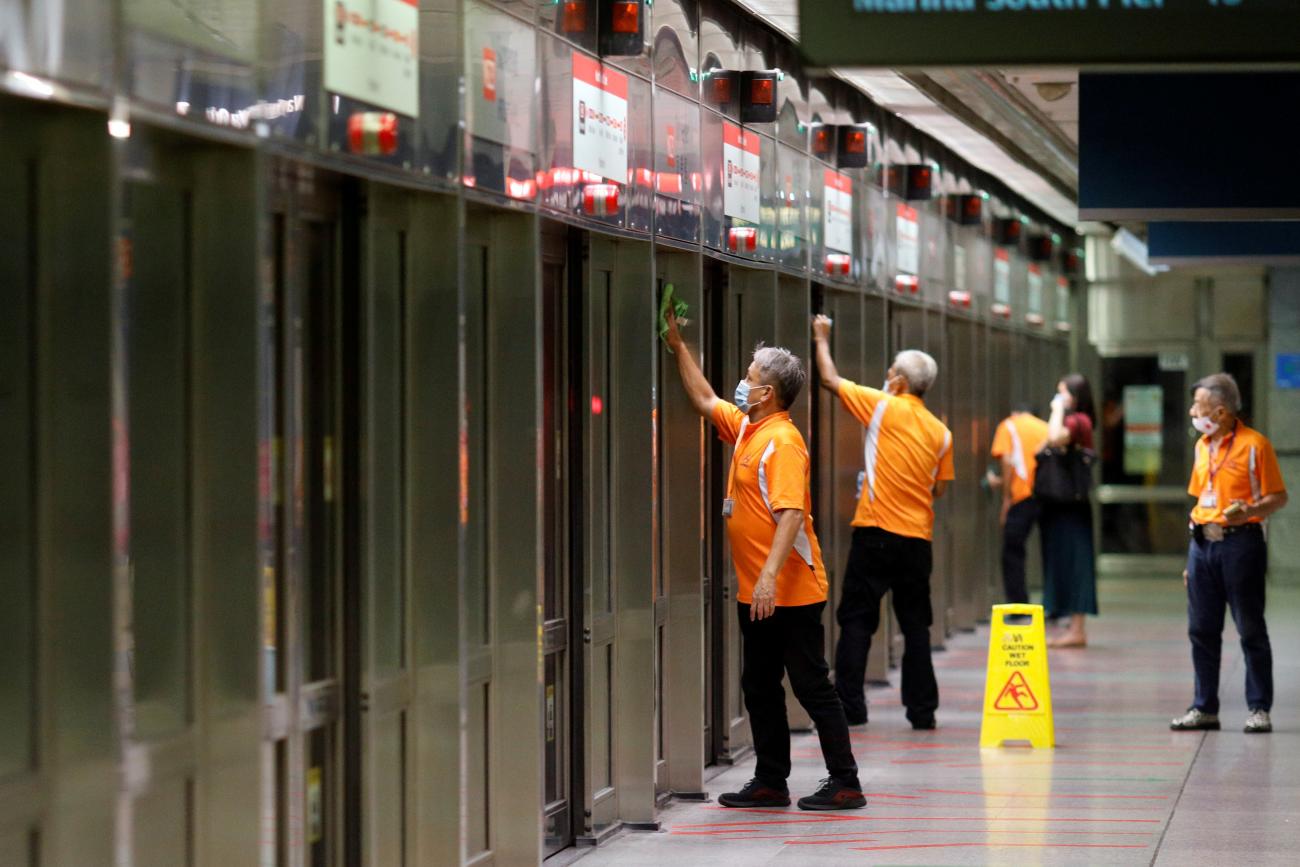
[734,380,768,412]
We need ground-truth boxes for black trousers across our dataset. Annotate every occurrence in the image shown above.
[737,601,859,789]
[1187,526,1272,713]
[834,527,939,725]
[1001,497,1040,605]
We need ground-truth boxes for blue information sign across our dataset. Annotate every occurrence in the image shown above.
[1276,354,1300,390]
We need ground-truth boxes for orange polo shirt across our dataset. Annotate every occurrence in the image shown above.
[991,413,1050,506]
[712,401,829,608]
[1188,422,1285,526]
[836,380,955,541]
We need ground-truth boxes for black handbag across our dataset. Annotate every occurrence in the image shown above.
[1033,445,1096,503]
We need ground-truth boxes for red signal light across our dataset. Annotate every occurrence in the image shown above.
[711,74,733,105]
[728,226,757,252]
[749,77,773,105]
[844,130,866,154]
[563,0,586,32]
[347,112,398,156]
[812,127,832,155]
[610,0,639,34]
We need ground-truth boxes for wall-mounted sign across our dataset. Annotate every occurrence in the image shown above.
[994,248,1011,307]
[723,122,761,225]
[954,244,967,294]
[797,1,1300,68]
[1056,277,1070,322]
[1158,350,1190,372]
[896,203,919,275]
[824,169,853,254]
[325,0,419,117]
[573,52,628,181]
[1027,263,1043,313]
[1123,385,1163,476]
[1276,354,1300,390]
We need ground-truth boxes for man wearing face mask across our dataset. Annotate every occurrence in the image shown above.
[1171,373,1287,735]
[661,309,865,811]
[812,315,954,730]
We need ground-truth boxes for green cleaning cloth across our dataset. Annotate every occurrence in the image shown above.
[658,283,691,353]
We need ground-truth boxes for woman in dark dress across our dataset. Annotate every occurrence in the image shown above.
[1042,373,1098,648]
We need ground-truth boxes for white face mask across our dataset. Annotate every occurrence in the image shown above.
[1192,414,1219,437]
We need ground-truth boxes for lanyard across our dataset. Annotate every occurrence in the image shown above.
[1205,422,1238,487]
[725,416,750,502]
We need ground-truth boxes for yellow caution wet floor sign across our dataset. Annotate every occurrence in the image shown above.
[980,603,1054,749]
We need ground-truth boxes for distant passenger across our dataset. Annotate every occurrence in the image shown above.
[991,406,1050,604]
[662,309,865,811]
[1171,373,1287,735]
[1041,374,1098,648]
[812,315,953,731]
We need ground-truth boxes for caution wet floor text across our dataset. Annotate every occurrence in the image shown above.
[980,603,1054,748]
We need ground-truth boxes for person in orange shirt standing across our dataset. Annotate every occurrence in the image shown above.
[662,309,864,811]
[991,406,1050,604]
[1171,373,1287,735]
[812,315,954,730]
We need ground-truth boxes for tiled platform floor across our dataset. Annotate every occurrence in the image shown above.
[580,578,1300,865]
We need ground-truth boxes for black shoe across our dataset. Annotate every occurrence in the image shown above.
[717,778,791,808]
[797,777,867,811]
[845,711,868,726]
[909,715,936,730]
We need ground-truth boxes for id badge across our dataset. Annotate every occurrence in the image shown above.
[722,498,735,518]
[1199,489,1218,509]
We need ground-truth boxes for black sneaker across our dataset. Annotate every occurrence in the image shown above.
[845,711,868,726]
[717,778,791,808]
[909,714,937,731]
[797,777,867,811]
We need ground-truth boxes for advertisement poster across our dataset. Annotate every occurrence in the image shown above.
[954,244,967,293]
[573,52,629,181]
[1028,263,1043,313]
[1123,385,1164,476]
[1056,276,1070,323]
[896,203,919,275]
[823,169,853,253]
[994,248,1011,306]
[325,0,419,117]
[723,122,761,224]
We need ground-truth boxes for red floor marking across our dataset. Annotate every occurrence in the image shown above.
[850,841,1150,852]
[931,761,1186,768]
[670,815,1162,830]
[919,788,1169,800]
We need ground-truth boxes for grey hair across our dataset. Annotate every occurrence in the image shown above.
[1194,372,1242,414]
[893,349,938,397]
[752,344,807,409]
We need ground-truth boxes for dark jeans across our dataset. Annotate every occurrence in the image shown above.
[834,527,939,726]
[1187,525,1273,713]
[737,601,859,789]
[1002,497,1040,605]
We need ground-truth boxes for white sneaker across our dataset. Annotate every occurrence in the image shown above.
[1244,709,1272,734]
[1170,708,1220,731]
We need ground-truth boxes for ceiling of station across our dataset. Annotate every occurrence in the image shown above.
[731,1,1082,227]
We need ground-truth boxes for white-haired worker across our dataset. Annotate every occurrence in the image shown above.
[813,316,954,730]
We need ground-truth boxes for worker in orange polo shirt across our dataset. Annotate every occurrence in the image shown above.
[1171,373,1287,735]
[991,405,1050,604]
[812,315,954,730]
[662,309,864,811]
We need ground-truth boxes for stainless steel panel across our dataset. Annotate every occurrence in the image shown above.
[655,249,706,796]
[405,193,462,867]
[470,206,543,865]
[34,106,116,867]
[608,235,657,825]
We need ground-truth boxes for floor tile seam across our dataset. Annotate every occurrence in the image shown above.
[1148,729,1208,866]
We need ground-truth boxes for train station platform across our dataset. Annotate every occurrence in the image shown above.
[578,577,1300,865]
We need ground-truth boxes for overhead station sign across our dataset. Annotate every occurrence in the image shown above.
[798,0,1300,67]
[325,0,419,117]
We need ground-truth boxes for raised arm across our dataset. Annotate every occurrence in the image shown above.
[811,315,843,392]
[663,307,719,418]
